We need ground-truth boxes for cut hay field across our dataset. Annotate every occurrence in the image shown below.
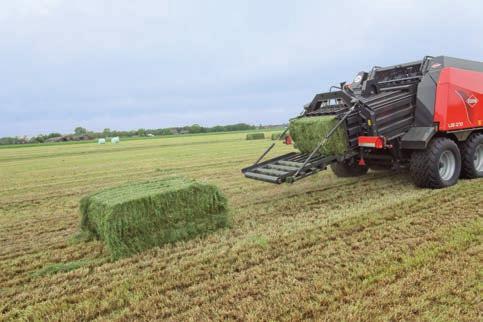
[0,132,481,321]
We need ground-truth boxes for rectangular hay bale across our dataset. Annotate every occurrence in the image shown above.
[80,178,229,259]
[288,116,348,155]
[271,132,284,140]
[246,133,265,140]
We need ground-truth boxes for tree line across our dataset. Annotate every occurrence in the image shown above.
[0,123,261,145]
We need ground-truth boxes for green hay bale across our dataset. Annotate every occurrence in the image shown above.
[80,178,229,260]
[289,116,348,155]
[271,132,285,140]
[246,133,265,140]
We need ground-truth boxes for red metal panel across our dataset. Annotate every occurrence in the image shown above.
[434,67,483,131]
[284,135,292,145]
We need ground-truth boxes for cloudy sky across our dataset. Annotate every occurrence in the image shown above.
[1,0,483,136]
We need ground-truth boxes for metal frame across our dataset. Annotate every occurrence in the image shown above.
[242,152,337,184]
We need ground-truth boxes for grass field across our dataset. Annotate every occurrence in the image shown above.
[0,131,481,321]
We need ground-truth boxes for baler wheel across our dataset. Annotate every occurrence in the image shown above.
[460,133,483,179]
[410,137,461,189]
[330,159,368,178]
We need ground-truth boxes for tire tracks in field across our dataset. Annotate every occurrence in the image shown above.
[234,171,401,211]
[145,186,482,320]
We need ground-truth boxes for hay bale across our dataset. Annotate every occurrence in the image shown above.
[246,133,265,140]
[270,132,288,140]
[271,132,282,140]
[80,178,229,259]
[98,138,106,144]
[111,137,120,144]
[289,116,348,155]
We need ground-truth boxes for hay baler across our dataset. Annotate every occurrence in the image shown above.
[242,56,483,188]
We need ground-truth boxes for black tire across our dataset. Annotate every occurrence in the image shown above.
[410,137,461,189]
[460,133,483,179]
[330,159,368,178]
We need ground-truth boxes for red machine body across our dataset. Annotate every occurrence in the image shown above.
[434,67,483,131]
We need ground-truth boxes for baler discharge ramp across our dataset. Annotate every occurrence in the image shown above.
[242,152,336,184]
[242,104,356,184]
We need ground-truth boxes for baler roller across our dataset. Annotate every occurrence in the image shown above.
[244,172,282,184]
[242,152,337,184]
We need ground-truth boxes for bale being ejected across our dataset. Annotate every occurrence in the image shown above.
[242,56,483,189]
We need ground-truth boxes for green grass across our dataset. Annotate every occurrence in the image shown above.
[0,130,481,321]
[362,220,482,286]
[248,234,269,248]
[32,258,106,277]
[80,178,230,259]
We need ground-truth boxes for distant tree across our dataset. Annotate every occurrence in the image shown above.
[103,128,111,137]
[189,124,203,133]
[74,127,87,135]
[224,123,254,131]
[29,135,46,143]
[46,133,62,139]
[155,128,172,136]
[0,137,21,145]
[210,125,225,132]
[137,128,146,136]
[86,131,100,139]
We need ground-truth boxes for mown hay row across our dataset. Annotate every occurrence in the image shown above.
[246,133,265,140]
[80,178,229,259]
[289,116,348,155]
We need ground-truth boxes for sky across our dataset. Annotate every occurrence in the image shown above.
[1,0,483,137]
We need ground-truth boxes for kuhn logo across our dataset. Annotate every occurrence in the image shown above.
[431,63,442,69]
[466,96,479,107]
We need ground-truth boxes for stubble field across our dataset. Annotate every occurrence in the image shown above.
[0,132,481,321]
